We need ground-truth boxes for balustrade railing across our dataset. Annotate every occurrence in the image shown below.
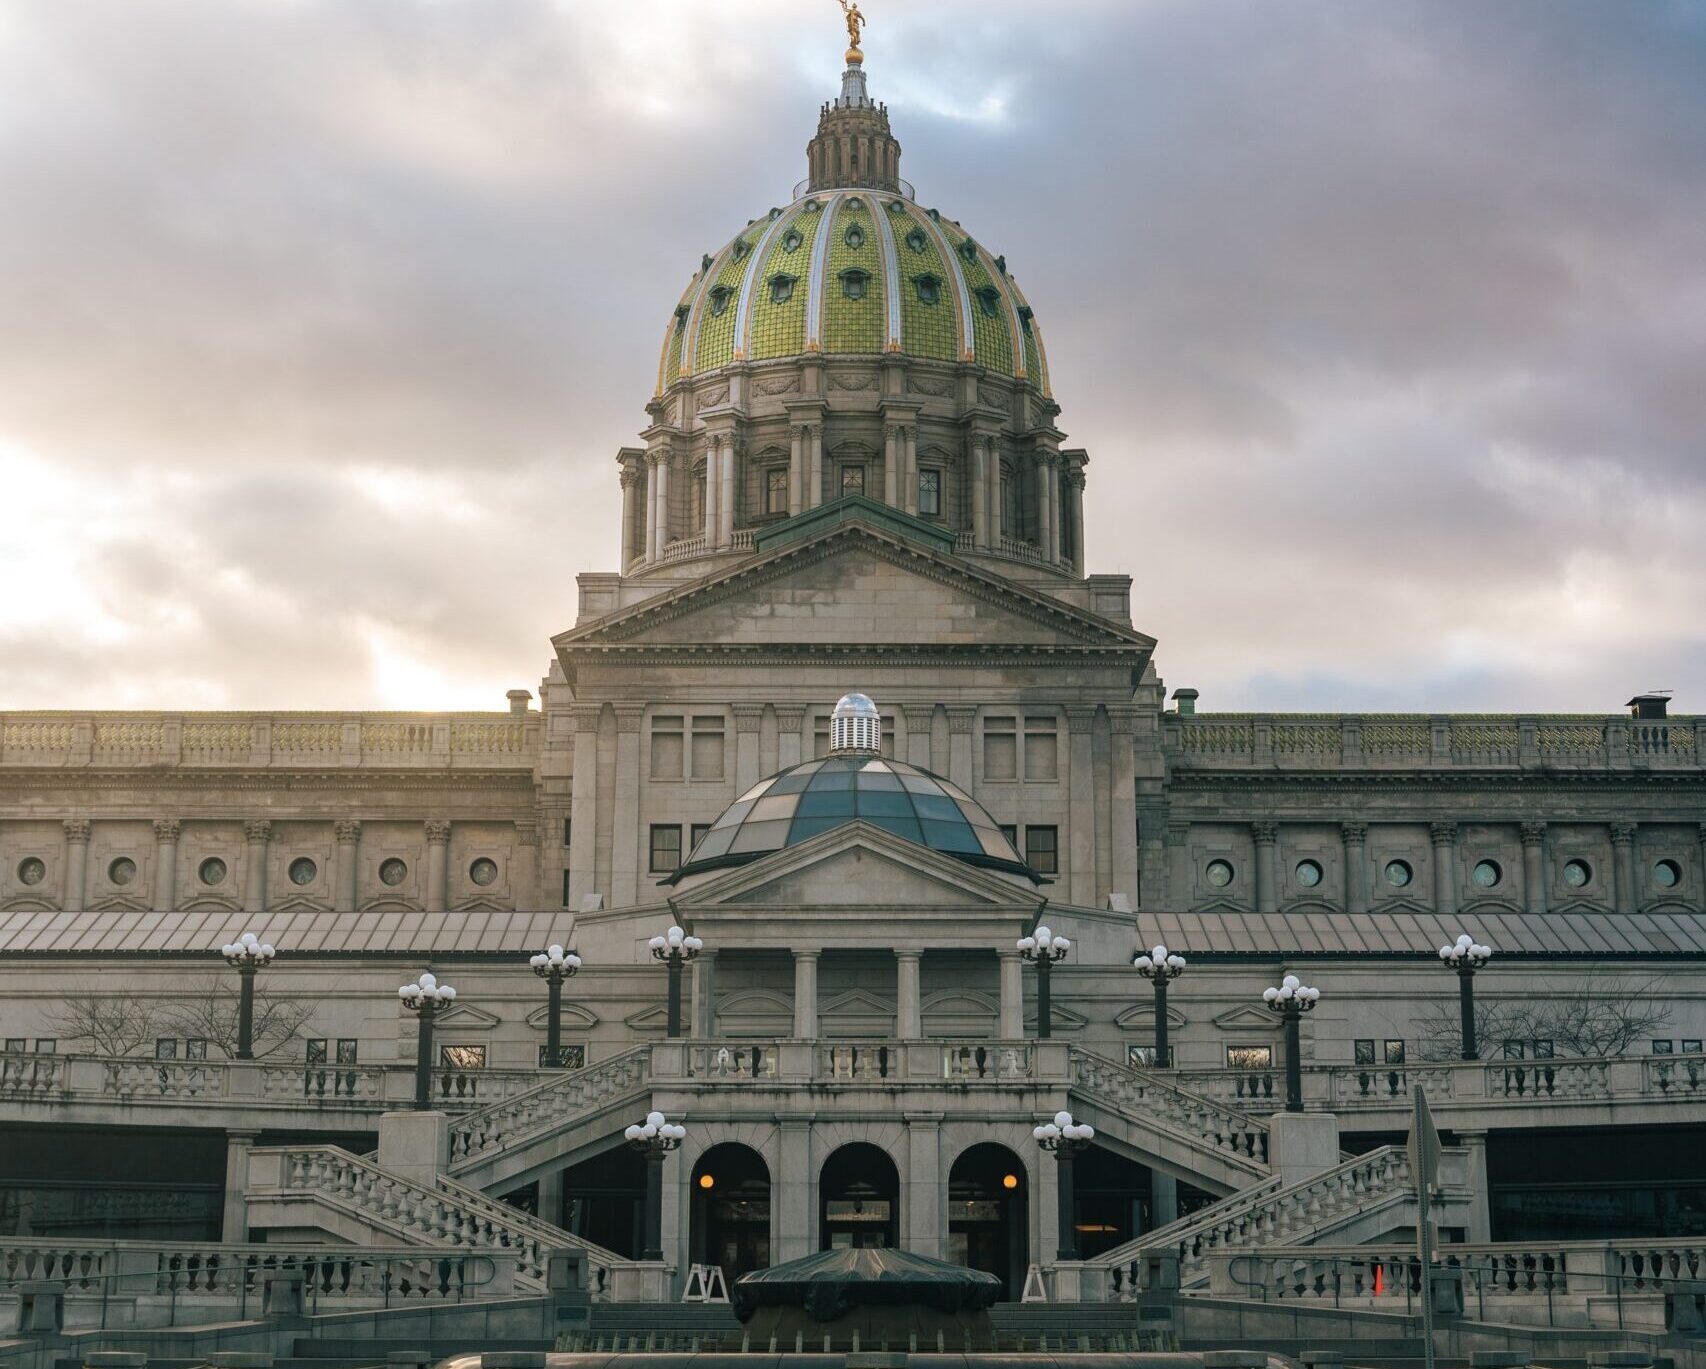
[448,1046,651,1168]
[1070,1049,1270,1166]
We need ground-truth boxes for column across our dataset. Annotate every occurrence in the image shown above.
[334,820,361,913]
[1341,822,1369,915]
[221,1130,260,1242]
[1430,822,1459,919]
[946,707,975,789]
[1066,708,1096,907]
[904,1114,942,1258]
[903,426,919,516]
[903,705,934,769]
[788,425,805,517]
[734,706,764,794]
[693,948,718,1037]
[776,1118,814,1263]
[512,820,541,910]
[970,438,989,548]
[610,706,644,907]
[243,820,271,914]
[703,440,720,545]
[656,455,672,552]
[718,437,735,547]
[1034,457,1050,554]
[152,818,180,913]
[425,820,451,913]
[883,424,899,506]
[1520,822,1547,914]
[1108,707,1140,908]
[988,446,1003,545]
[536,1168,565,1229]
[61,819,90,912]
[645,454,661,561]
[1610,821,1637,914]
[808,424,823,508]
[568,706,601,909]
[895,949,922,1038]
[620,468,640,570]
[1046,458,1062,563]
[997,949,1023,1038]
[792,950,819,1039]
[776,706,806,769]
[1067,469,1085,571]
[1165,821,1191,909]
[1458,1130,1491,1242]
[1252,821,1278,913]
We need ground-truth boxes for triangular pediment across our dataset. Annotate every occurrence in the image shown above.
[1213,1004,1282,1032]
[1114,1001,1188,1032]
[432,1003,500,1031]
[555,517,1151,678]
[523,1003,600,1032]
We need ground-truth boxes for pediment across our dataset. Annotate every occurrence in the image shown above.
[1114,1001,1188,1032]
[1374,895,1432,917]
[1192,897,1250,916]
[1022,1002,1088,1033]
[524,1003,600,1032]
[1212,1004,1281,1032]
[922,989,998,1037]
[89,893,151,913]
[625,1003,671,1034]
[271,893,330,915]
[714,989,793,1037]
[821,988,896,1036]
[1460,895,1523,917]
[1553,896,1611,916]
[555,518,1152,675]
[432,1003,500,1031]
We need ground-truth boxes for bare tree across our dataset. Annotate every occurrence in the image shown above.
[158,982,320,1060]
[42,986,163,1057]
[1417,979,1673,1061]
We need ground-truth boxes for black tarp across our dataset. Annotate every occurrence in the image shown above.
[731,1248,1001,1325]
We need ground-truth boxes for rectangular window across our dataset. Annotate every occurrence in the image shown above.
[561,868,572,907]
[650,715,684,779]
[541,1043,587,1069]
[185,1038,207,1061]
[1127,1045,1158,1068]
[766,467,789,515]
[1685,1040,1703,1054]
[650,824,683,873]
[1024,716,1058,781]
[918,469,941,517]
[691,715,725,780]
[32,1039,55,1054]
[306,1039,328,1065]
[1501,1040,1525,1060]
[998,824,1018,849]
[1652,1039,1675,1055]
[840,464,865,497]
[1354,1039,1375,1066]
[336,1039,359,1065]
[1384,1039,1406,1066]
[3,1039,24,1054]
[562,817,572,848]
[983,715,1017,780]
[1227,1045,1272,1069]
[1025,825,1059,875]
[440,1045,486,1070]
[155,1038,179,1061]
[1532,1039,1554,1059]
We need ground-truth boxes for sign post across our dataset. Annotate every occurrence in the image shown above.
[1406,1086,1442,1369]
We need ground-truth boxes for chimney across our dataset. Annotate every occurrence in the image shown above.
[507,689,533,716]
[1626,692,1670,720]
[1172,688,1199,717]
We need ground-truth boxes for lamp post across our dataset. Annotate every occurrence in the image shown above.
[649,924,703,1039]
[1262,975,1320,1113]
[1017,924,1070,1039]
[1033,1109,1095,1261]
[529,944,582,1068]
[625,1110,685,1261]
[398,971,457,1111]
[220,931,276,1060]
[1438,934,1492,1061]
[1132,942,1186,1067]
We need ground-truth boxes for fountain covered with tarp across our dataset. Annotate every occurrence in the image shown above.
[731,1248,1001,1349]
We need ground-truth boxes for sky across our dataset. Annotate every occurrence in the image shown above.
[1,0,1703,714]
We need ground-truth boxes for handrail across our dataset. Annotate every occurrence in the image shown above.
[447,1044,651,1168]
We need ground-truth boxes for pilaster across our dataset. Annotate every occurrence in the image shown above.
[1251,821,1278,914]
[902,705,935,769]
[1165,820,1191,910]
[424,820,451,914]
[152,818,181,913]
[1610,821,1637,915]
[62,819,90,912]
[1430,821,1458,920]
[1066,707,1096,906]
[775,706,807,770]
[1521,821,1547,915]
[243,820,271,914]
[333,819,361,913]
[1340,821,1369,915]
[512,819,540,911]
[568,705,602,909]
[734,705,766,794]
[997,949,1023,1038]
[610,706,645,908]
[895,949,922,1038]
[946,707,976,789]
[1108,706,1140,907]
[793,950,820,1039]
[903,1113,943,1258]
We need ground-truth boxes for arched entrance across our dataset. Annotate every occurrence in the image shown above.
[819,1142,899,1249]
[559,1144,648,1258]
[691,1143,771,1286]
[948,1143,1027,1298]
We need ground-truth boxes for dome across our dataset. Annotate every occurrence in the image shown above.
[660,755,1039,886]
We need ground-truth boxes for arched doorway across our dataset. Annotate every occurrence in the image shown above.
[948,1143,1027,1298]
[560,1144,648,1258]
[819,1142,899,1249]
[691,1143,771,1286]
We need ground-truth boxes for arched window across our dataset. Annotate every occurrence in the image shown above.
[840,268,871,301]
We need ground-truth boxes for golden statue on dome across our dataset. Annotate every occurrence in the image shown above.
[838,0,867,64]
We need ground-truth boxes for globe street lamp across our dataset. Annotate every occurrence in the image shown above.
[1262,975,1320,1113]
[399,971,457,1111]
[649,925,703,1039]
[221,932,276,1060]
[1438,934,1493,1061]
[529,944,582,1068]
[1033,1109,1095,1261]
[1017,924,1070,1040]
[1133,943,1186,1067]
[625,1109,686,1261]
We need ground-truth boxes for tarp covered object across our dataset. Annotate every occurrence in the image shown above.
[731,1248,1001,1324]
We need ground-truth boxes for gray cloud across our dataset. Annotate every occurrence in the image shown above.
[0,0,1702,712]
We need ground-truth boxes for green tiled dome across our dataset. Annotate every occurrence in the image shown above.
[660,755,1040,885]
[657,191,1052,397]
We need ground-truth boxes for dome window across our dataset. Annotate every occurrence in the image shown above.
[767,206,782,221]
[958,238,979,264]
[782,228,803,253]
[768,273,797,305]
[1017,305,1035,334]
[886,199,908,215]
[974,286,1001,318]
[905,228,927,254]
[805,199,824,214]
[701,253,714,274]
[708,285,734,316]
[674,305,689,332]
[994,254,1008,276]
[731,237,751,261]
[840,268,871,301]
[913,273,943,306]
[847,196,864,210]
[844,222,866,250]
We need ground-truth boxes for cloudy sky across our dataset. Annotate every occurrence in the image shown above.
[2,0,1703,714]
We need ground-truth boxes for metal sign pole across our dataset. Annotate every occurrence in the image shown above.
[1409,1086,1440,1369]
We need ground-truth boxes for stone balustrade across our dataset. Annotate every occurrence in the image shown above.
[0,712,538,770]
[1167,711,1699,771]
[447,1046,652,1168]
[1070,1049,1270,1164]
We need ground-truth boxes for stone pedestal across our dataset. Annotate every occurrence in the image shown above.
[1267,1111,1339,1187]
[608,1261,671,1303]
[378,1110,448,1187]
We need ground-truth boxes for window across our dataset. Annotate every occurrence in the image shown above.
[469,857,498,886]
[1205,859,1234,888]
[782,228,803,253]
[768,273,795,305]
[1563,859,1592,887]
[379,858,407,886]
[983,716,1017,780]
[918,468,941,517]
[1384,859,1413,888]
[690,823,713,855]
[1025,826,1059,876]
[198,857,227,886]
[840,464,865,497]
[561,869,572,907]
[154,1039,178,1060]
[541,1043,587,1069]
[16,857,45,886]
[905,227,927,253]
[1227,1045,1272,1069]
[999,824,1018,849]
[1502,1040,1526,1060]
[1295,859,1323,887]
[914,273,942,305]
[288,856,317,886]
[562,817,572,847]
[691,715,726,779]
[766,467,789,515]
[1684,1040,1703,1054]
[1533,1039,1554,1059]
[1473,859,1502,887]
[1024,716,1058,781]
[185,1039,207,1061]
[730,237,750,261]
[440,1045,486,1069]
[974,285,1000,317]
[841,268,870,300]
[844,222,865,249]
[1652,1039,1675,1055]
[1653,859,1682,888]
[3,1039,24,1053]
[33,1039,54,1054]
[336,1040,359,1065]
[108,857,137,886]
[650,825,683,874]
[707,285,733,316]
[1354,1039,1376,1066]
[1127,1045,1158,1068]
[651,716,684,779]
[1384,1040,1406,1065]
[306,1039,328,1064]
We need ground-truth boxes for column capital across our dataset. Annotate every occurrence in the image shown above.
[1165,820,1191,846]
[945,706,977,735]
[894,947,923,963]
[1520,821,1547,847]
[996,946,1023,963]
[620,466,645,490]
[1065,706,1096,734]
[153,818,182,842]
[1250,820,1277,846]
[732,704,766,733]
[792,947,820,963]
[1429,821,1459,847]
[244,820,272,843]
[571,705,603,733]
[774,705,807,731]
[789,423,807,442]
[1106,704,1141,730]
[901,704,936,730]
[613,704,646,734]
[62,818,91,843]
[334,819,362,844]
[424,820,452,845]
[1609,820,1636,846]
[1340,821,1368,843]
[513,819,540,847]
